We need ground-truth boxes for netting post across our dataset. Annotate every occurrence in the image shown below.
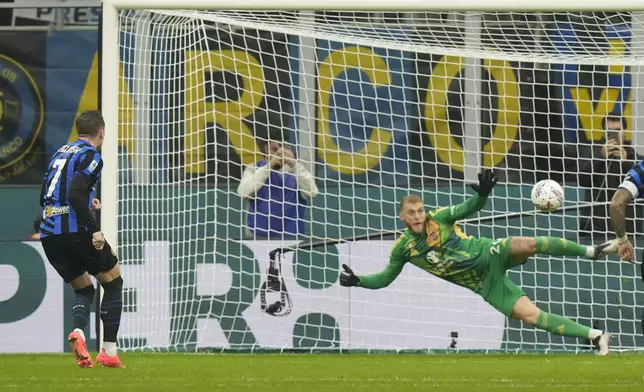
[96,5,104,353]
[99,0,120,353]
[635,14,644,149]
[297,11,317,175]
[463,12,482,180]
[132,11,153,184]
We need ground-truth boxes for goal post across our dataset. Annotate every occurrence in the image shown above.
[101,0,641,11]
[101,1,644,353]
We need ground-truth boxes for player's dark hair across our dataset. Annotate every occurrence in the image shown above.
[76,111,105,137]
[602,112,627,130]
[258,129,285,153]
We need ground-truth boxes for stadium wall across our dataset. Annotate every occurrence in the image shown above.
[1,237,643,353]
[0,183,602,241]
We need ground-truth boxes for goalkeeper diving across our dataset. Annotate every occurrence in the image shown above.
[340,169,613,354]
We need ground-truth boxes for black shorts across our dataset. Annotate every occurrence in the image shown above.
[41,232,119,283]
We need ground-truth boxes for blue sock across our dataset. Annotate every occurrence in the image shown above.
[100,276,123,343]
[72,285,95,330]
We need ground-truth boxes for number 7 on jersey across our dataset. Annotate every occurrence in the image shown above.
[46,158,67,198]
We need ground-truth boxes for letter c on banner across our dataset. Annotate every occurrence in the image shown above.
[317,46,393,175]
[424,56,519,171]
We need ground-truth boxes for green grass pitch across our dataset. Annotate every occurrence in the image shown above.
[1,353,643,391]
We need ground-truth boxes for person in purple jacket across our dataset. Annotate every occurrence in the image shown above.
[237,134,318,238]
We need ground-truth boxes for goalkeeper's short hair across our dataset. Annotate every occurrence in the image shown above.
[400,195,423,211]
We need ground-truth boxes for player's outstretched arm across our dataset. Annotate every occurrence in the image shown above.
[340,257,405,290]
[610,188,635,262]
[609,162,643,262]
[430,169,498,224]
[610,188,633,241]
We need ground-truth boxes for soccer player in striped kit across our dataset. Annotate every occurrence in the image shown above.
[39,111,124,368]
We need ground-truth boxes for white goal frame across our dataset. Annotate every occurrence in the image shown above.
[99,0,642,351]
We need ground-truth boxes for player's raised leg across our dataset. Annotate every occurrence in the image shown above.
[67,273,95,368]
[510,296,612,355]
[485,237,612,354]
[508,236,611,263]
[95,263,125,368]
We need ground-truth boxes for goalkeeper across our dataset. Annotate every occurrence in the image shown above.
[340,170,613,354]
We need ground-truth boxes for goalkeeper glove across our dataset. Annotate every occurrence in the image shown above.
[340,264,360,287]
[471,169,499,197]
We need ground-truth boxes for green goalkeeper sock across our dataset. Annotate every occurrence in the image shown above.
[535,237,592,258]
[536,311,601,339]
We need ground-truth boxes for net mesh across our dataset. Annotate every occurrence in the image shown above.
[113,9,644,352]
[153,11,644,64]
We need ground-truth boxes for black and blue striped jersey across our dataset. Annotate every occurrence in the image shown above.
[619,160,644,200]
[39,140,103,238]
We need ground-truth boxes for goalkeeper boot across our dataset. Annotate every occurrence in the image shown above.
[97,348,125,368]
[593,332,612,355]
[68,329,93,368]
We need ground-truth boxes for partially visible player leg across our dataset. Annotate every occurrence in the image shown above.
[482,240,611,355]
[70,277,95,331]
[41,234,95,368]
[68,273,95,368]
[510,296,611,355]
[508,236,610,262]
[95,265,123,367]
[83,237,125,368]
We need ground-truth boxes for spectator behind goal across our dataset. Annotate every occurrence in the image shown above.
[578,112,643,238]
[237,133,318,238]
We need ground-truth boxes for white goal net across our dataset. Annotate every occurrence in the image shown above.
[109,8,644,352]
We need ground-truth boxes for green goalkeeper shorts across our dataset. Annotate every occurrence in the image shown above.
[477,237,527,318]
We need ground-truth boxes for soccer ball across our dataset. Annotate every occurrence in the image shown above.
[531,179,564,212]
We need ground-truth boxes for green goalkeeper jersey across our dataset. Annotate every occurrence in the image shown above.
[358,193,496,293]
